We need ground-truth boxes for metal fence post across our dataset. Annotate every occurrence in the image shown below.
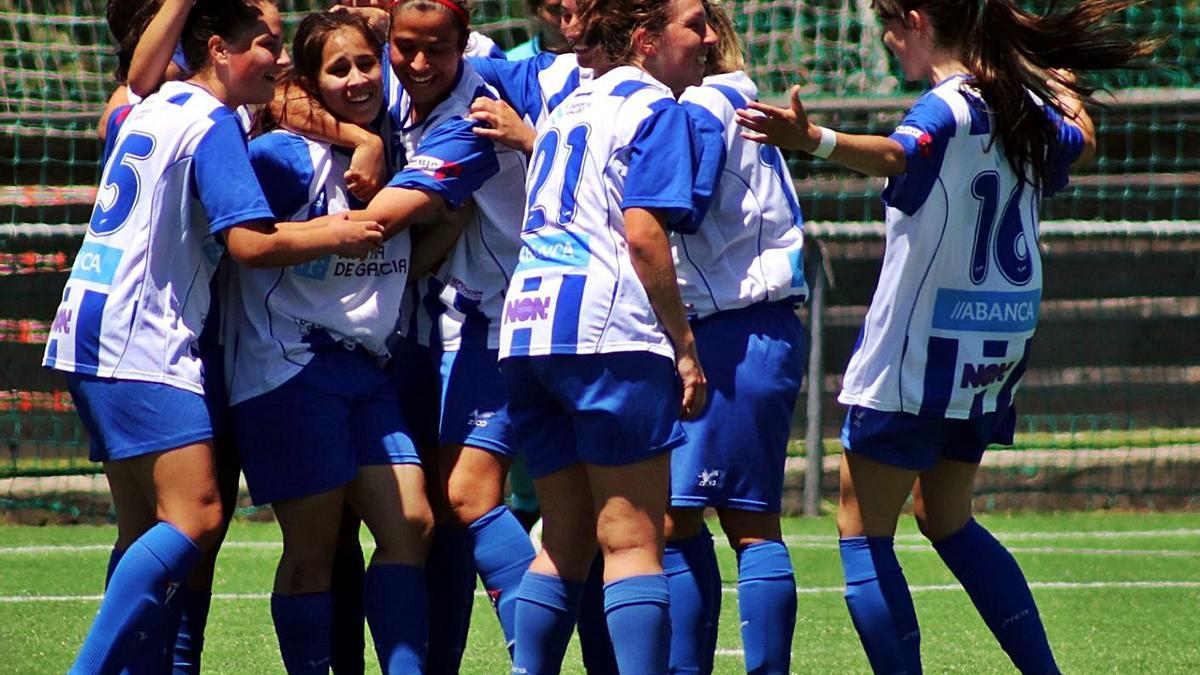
[804,244,826,517]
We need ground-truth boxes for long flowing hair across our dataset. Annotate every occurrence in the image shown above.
[872,0,1159,187]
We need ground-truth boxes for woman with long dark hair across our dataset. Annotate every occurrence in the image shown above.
[740,1,1156,672]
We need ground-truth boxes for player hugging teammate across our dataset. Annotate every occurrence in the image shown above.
[49,0,1155,673]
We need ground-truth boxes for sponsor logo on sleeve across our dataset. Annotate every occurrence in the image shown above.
[409,155,462,180]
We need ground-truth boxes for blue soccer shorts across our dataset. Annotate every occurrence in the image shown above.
[235,346,420,505]
[670,301,806,513]
[502,351,686,479]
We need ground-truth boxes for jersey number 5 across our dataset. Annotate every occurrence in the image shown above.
[90,132,156,236]
[523,124,591,234]
[969,171,1033,286]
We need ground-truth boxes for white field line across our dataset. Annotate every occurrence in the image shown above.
[3,529,1200,556]
[4,581,1199,604]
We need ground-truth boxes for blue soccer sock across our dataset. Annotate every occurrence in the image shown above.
[513,572,585,674]
[603,574,671,675]
[934,519,1059,674]
[469,505,536,649]
[171,587,211,674]
[737,540,796,675]
[426,524,475,674]
[271,592,333,674]
[839,537,922,675]
[665,527,722,674]
[364,563,428,674]
[70,523,200,675]
[330,532,365,675]
[577,555,618,675]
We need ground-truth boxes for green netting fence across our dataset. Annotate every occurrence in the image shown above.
[1,0,1198,519]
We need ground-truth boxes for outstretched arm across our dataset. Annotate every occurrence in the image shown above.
[736,84,907,178]
[348,186,449,241]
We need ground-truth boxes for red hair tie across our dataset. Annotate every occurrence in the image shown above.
[390,0,470,28]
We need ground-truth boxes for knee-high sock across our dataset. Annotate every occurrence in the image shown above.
[271,592,333,674]
[603,574,671,675]
[839,537,921,675]
[577,555,618,675]
[737,540,796,675]
[170,588,211,674]
[934,519,1059,674]
[426,524,475,674]
[71,523,200,675]
[513,572,585,675]
[329,532,365,675]
[469,505,535,648]
[665,528,722,674]
[364,564,428,674]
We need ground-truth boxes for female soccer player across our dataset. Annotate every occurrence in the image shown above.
[229,11,437,674]
[496,0,715,671]
[738,1,1155,672]
[43,1,383,672]
[662,3,808,672]
[334,0,537,665]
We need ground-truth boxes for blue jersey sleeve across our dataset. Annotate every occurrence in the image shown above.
[622,100,704,233]
[247,133,318,221]
[192,113,275,233]
[680,102,728,228]
[1043,106,1084,197]
[883,91,956,215]
[386,117,501,209]
[468,52,557,123]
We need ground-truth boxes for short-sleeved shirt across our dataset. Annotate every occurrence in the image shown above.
[469,52,591,129]
[226,131,412,405]
[499,66,711,360]
[44,81,275,394]
[676,70,808,319]
[839,75,1084,419]
[385,59,529,350]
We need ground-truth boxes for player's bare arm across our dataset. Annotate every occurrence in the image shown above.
[224,214,384,268]
[625,206,708,421]
[736,84,907,177]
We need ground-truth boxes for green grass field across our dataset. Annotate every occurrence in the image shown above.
[2,511,1198,673]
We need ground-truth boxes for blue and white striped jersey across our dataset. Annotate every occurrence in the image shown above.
[386,59,528,350]
[839,75,1085,418]
[43,81,275,394]
[226,131,412,405]
[469,52,591,128]
[499,66,710,360]
[675,71,808,319]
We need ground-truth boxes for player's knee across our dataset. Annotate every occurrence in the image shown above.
[915,512,968,544]
[278,545,337,593]
[162,490,224,549]
[445,488,498,527]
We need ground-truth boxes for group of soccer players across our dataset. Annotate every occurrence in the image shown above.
[44,0,1154,672]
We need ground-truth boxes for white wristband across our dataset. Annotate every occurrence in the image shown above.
[811,126,837,160]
